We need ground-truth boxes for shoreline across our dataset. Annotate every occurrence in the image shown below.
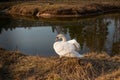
[0,1,119,18]
[37,9,120,18]
[0,48,120,80]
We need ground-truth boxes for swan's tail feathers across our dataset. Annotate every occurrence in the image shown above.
[63,51,84,58]
[73,51,84,58]
[78,54,84,58]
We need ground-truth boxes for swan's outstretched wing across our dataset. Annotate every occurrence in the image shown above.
[68,39,80,51]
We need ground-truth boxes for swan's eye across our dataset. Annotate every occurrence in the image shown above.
[56,37,59,39]
[55,37,59,41]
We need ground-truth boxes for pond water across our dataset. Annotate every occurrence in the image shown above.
[0,13,120,56]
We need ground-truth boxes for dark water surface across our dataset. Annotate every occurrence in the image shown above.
[0,13,120,56]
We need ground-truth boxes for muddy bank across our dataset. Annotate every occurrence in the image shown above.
[0,48,120,80]
[2,1,120,18]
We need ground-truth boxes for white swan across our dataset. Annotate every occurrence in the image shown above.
[53,34,84,58]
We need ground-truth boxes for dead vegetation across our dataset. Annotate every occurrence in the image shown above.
[0,48,120,80]
[96,68,120,80]
[2,1,119,17]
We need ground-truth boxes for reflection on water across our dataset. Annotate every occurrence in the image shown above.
[0,13,120,56]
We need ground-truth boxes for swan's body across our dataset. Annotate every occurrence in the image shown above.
[53,34,84,58]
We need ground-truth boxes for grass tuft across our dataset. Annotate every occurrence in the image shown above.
[0,49,120,80]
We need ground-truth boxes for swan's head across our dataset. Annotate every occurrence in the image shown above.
[55,34,66,41]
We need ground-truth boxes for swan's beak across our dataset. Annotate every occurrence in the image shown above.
[55,37,59,41]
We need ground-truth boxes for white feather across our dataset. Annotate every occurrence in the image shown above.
[68,39,80,51]
[53,34,84,58]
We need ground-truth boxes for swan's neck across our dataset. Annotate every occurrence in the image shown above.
[62,36,66,42]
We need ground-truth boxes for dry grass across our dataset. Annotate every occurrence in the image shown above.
[96,68,120,80]
[2,1,120,17]
[0,48,120,80]
[0,2,23,11]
